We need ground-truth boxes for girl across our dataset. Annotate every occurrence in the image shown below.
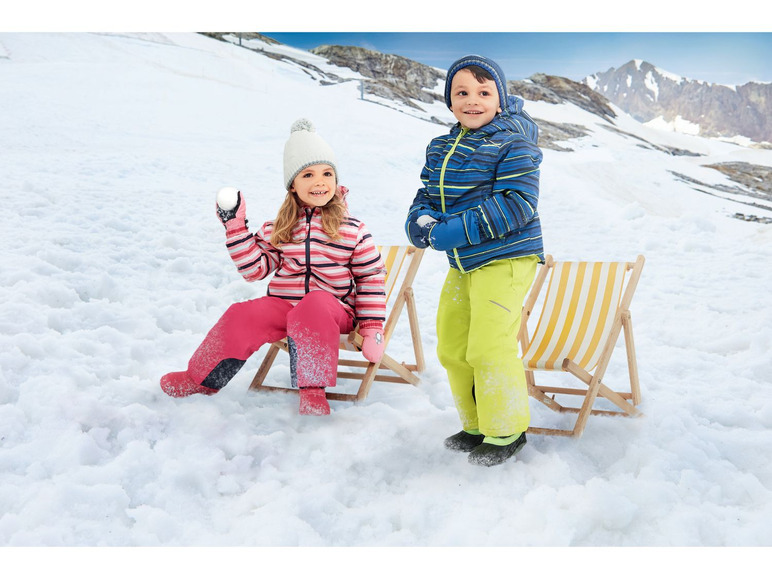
[161,119,387,415]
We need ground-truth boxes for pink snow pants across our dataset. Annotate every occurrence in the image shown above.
[186,291,354,391]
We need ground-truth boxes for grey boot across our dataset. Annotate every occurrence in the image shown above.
[468,432,527,466]
[444,430,485,453]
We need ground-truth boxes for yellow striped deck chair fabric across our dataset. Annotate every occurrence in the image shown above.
[523,261,628,372]
[379,245,411,303]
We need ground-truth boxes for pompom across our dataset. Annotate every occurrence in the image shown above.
[290,118,315,134]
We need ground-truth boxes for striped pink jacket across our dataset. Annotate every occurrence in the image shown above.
[225,202,386,330]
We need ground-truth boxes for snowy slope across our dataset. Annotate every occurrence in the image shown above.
[1,32,772,556]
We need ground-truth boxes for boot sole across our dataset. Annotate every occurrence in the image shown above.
[468,434,527,467]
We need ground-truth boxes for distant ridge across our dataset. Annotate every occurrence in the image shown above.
[585,60,772,143]
[206,33,772,149]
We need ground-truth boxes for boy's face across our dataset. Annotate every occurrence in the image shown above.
[448,68,502,130]
[290,164,337,208]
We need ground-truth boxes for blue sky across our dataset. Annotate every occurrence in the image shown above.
[262,32,772,86]
[6,2,768,85]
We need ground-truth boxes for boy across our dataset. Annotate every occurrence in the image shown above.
[405,55,544,466]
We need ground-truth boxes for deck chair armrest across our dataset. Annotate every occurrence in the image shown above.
[348,330,363,350]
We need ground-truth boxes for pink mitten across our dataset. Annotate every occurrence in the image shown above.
[360,328,385,363]
[216,187,248,232]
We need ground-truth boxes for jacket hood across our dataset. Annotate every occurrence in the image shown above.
[444,54,509,111]
[503,94,524,115]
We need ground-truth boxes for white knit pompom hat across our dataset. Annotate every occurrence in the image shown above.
[283,118,337,190]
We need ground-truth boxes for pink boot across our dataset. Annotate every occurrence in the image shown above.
[160,371,218,398]
[299,387,330,415]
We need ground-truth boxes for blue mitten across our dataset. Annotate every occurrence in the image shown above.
[407,223,428,248]
[427,213,481,250]
[406,210,442,248]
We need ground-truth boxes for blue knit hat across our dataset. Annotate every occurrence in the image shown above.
[444,54,508,111]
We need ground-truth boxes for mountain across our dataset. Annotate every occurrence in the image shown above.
[585,59,772,144]
[206,34,771,208]
[308,44,616,151]
[237,35,619,149]
[311,44,445,110]
[509,73,616,122]
[307,43,620,150]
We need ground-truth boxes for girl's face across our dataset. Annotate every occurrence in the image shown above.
[290,164,337,208]
[449,68,502,130]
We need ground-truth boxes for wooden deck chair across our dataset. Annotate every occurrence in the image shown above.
[249,246,426,402]
[519,255,645,437]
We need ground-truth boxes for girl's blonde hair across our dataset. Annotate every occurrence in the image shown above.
[271,189,348,246]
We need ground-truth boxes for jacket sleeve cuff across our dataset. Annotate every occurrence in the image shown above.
[357,320,384,332]
[225,219,249,236]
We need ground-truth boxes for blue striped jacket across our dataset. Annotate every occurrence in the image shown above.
[405,95,544,272]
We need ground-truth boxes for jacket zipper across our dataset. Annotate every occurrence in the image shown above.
[304,208,313,293]
[439,128,468,272]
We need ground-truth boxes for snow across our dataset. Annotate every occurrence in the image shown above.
[2,31,772,567]
[645,115,702,136]
[644,70,659,101]
[653,64,685,84]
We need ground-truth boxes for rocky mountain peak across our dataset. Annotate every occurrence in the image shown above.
[310,44,445,109]
[509,73,616,122]
[585,60,772,143]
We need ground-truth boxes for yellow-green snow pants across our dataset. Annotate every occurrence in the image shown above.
[436,256,538,437]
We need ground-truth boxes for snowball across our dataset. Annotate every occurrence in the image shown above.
[216,186,239,211]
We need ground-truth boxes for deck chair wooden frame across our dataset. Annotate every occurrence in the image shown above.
[519,254,645,437]
[249,246,425,402]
